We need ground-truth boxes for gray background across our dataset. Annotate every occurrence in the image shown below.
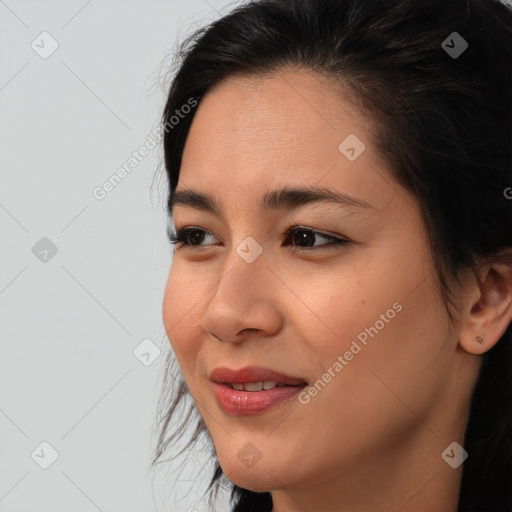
[3,1,512,511]
[0,1,236,511]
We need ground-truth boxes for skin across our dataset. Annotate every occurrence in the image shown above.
[162,69,512,512]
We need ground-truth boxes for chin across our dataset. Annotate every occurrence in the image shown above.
[223,470,276,493]
[218,454,290,492]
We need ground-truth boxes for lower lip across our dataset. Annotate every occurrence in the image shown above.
[211,382,306,416]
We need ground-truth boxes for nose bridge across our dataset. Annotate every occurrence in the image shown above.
[216,235,268,302]
[201,237,280,340]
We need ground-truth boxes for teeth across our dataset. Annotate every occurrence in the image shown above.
[244,381,263,391]
[230,380,282,391]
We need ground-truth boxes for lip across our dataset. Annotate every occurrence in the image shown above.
[209,365,307,386]
[209,366,308,416]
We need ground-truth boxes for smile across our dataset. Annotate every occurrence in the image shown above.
[209,365,308,415]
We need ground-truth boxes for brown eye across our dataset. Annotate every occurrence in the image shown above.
[286,226,349,251]
[168,227,217,247]
[168,225,349,252]
[290,228,317,247]
[186,229,207,245]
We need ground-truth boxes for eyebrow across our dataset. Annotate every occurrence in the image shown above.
[168,186,375,219]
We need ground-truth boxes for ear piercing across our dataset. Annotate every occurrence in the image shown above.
[476,336,484,344]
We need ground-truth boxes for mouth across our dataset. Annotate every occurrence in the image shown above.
[209,366,308,415]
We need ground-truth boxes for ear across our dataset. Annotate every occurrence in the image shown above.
[459,251,512,355]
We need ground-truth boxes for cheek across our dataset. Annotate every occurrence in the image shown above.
[162,264,206,378]
[309,274,451,437]
[285,267,390,356]
[294,253,448,416]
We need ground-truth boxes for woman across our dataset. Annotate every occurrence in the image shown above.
[153,0,512,510]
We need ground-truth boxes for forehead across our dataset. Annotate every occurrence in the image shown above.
[177,69,394,212]
[183,69,369,157]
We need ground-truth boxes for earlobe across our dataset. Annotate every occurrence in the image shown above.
[459,333,494,355]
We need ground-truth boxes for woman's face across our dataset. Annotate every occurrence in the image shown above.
[162,70,471,505]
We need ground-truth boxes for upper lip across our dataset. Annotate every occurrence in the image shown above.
[209,365,308,386]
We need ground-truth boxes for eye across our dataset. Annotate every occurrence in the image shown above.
[168,225,349,251]
[284,226,349,252]
[167,226,217,247]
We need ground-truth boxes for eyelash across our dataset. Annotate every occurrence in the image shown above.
[167,225,349,253]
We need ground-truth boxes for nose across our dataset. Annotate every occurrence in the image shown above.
[200,247,283,343]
